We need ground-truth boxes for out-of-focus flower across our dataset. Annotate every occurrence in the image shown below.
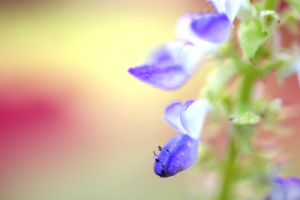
[178,0,242,44]
[153,99,211,177]
[292,59,300,87]
[278,57,300,87]
[264,176,300,200]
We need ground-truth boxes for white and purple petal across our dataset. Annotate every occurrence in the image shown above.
[163,100,194,133]
[180,99,211,140]
[177,13,200,42]
[209,0,226,16]
[224,0,242,23]
[190,13,232,44]
[128,61,189,90]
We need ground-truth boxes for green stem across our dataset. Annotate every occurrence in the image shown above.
[217,137,237,200]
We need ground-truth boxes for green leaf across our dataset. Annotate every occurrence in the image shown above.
[230,111,262,125]
[238,18,268,59]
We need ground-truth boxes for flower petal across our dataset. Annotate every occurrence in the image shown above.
[191,13,232,44]
[169,38,214,73]
[180,99,211,140]
[128,62,189,90]
[177,13,201,42]
[176,14,218,70]
[163,100,194,133]
[225,0,242,23]
[154,133,199,178]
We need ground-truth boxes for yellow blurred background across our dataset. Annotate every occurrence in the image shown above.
[0,0,299,200]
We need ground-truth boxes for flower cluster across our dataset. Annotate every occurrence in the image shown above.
[128,0,243,90]
[128,0,300,199]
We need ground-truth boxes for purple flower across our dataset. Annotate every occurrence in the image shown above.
[264,176,300,200]
[128,39,203,90]
[153,99,211,177]
[178,0,242,44]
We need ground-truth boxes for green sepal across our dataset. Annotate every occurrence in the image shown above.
[258,10,280,33]
[238,18,268,60]
[230,111,262,125]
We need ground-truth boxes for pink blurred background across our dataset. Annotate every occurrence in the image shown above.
[0,0,299,200]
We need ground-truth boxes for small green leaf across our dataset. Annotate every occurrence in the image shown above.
[230,111,262,125]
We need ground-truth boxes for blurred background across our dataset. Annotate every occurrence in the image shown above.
[0,0,299,200]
